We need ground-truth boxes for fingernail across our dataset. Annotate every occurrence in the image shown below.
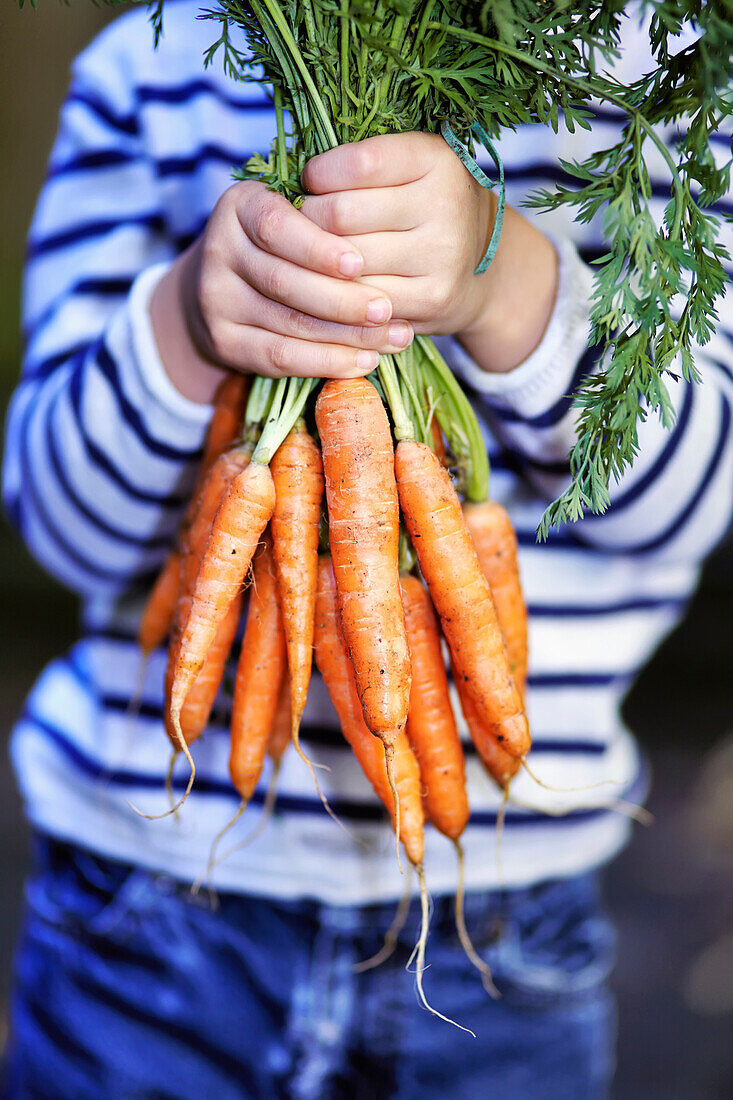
[388,322,411,348]
[366,299,390,324]
[339,252,362,277]
[356,350,378,371]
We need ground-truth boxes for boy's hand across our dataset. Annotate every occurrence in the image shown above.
[300,133,558,374]
[151,180,413,402]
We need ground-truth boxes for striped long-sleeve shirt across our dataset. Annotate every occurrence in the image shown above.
[3,1,732,904]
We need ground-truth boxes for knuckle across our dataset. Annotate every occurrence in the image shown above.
[263,263,287,302]
[426,280,453,314]
[331,195,354,235]
[251,200,285,248]
[291,309,320,339]
[329,288,351,322]
[196,266,219,321]
[206,317,227,354]
[269,334,291,374]
[356,143,382,179]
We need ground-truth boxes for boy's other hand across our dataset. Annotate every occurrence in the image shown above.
[151,180,413,402]
[300,133,558,374]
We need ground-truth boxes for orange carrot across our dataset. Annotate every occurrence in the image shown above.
[429,413,450,468]
[170,459,275,744]
[161,445,252,751]
[451,657,521,790]
[315,378,410,745]
[165,592,241,746]
[401,574,469,841]
[464,501,528,696]
[199,373,249,479]
[314,557,424,866]
[395,440,530,761]
[229,536,287,802]
[138,550,181,655]
[270,424,324,740]
[137,375,247,656]
[267,674,292,766]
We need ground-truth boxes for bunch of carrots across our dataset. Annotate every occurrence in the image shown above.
[135,338,531,1021]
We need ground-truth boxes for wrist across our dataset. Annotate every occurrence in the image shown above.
[149,248,228,404]
[455,206,559,374]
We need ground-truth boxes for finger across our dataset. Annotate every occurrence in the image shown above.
[356,274,446,327]
[346,231,429,278]
[302,133,442,194]
[238,249,393,327]
[252,296,414,352]
[234,181,364,278]
[228,324,381,379]
[300,185,420,235]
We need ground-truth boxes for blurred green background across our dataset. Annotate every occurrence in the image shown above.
[1,3,732,1095]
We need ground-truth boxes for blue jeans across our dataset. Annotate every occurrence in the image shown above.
[3,835,616,1099]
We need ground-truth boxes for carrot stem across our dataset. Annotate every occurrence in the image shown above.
[416,337,489,502]
[378,356,414,442]
[252,377,317,465]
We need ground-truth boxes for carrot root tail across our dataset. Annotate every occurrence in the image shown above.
[384,742,402,874]
[353,866,413,974]
[518,759,652,825]
[521,757,623,793]
[128,711,196,820]
[191,801,246,903]
[127,654,149,723]
[215,761,284,865]
[165,749,181,823]
[453,840,500,999]
[496,786,509,886]
[292,721,359,841]
[414,864,475,1036]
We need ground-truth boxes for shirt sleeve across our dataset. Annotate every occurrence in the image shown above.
[437,206,733,566]
[2,58,213,599]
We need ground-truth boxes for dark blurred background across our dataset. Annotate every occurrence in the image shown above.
[1,4,732,1097]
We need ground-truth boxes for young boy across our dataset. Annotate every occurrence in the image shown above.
[3,3,732,1096]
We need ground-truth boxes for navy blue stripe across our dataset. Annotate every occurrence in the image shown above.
[95,343,203,462]
[137,79,270,111]
[67,89,138,136]
[72,276,134,298]
[45,391,175,552]
[25,277,136,344]
[24,342,91,382]
[18,388,153,584]
[157,144,256,178]
[528,595,686,618]
[66,357,190,509]
[629,396,732,555]
[22,710,616,827]
[48,148,137,179]
[497,154,733,216]
[710,356,733,388]
[527,671,631,688]
[27,212,167,260]
[46,143,257,183]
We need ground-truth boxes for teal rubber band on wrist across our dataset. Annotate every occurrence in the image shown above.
[440,119,505,275]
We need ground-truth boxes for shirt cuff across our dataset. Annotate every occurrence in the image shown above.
[128,262,215,428]
[434,236,595,420]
